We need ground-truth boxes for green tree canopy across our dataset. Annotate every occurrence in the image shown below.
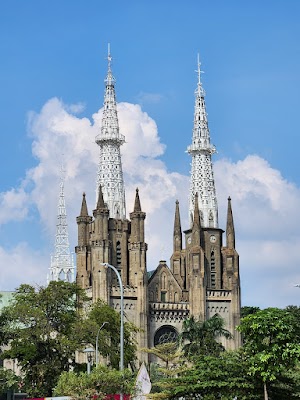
[157,350,260,399]
[2,281,86,397]
[0,367,20,396]
[78,299,137,369]
[154,350,300,400]
[237,307,300,400]
[1,284,137,397]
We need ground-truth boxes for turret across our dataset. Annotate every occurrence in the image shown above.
[76,192,92,246]
[191,193,201,247]
[226,196,235,249]
[173,200,182,252]
[93,185,109,241]
[130,188,146,242]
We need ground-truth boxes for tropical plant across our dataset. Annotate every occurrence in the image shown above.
[180,314,232,359]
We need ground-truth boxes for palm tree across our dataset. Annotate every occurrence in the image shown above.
[180,314,232,359]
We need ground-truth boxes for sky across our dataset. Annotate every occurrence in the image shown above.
[1,0,300,309]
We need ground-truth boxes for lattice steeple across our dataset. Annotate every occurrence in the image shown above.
[187,55,218,228]
[48,167,75,283]
[95,45,126,219]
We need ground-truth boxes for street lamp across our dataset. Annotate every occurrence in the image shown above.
[83,347,94,374]
[96,321,109,366]
[101,262,124,400]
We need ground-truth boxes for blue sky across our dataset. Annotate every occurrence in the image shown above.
[1,1,300,308]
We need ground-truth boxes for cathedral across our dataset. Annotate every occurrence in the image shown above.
[75,51,242,361]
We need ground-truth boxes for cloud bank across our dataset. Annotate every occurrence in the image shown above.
[1,98,300,308]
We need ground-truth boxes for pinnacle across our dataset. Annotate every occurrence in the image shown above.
[193,193,201,229]
[96,185,105,210]
[80,192,89,217]
[134,188,142,212]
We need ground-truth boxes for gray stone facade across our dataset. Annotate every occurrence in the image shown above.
[75,190,241,363]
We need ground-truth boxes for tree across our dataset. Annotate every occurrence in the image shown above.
[0,367,20,396]
[237,307,300,400]
[54,365,135,400]
[180,314,232,359]
[141,343,181,370]
[157,350,262,399]
[78,299,137,369]
[0,294,10,348]
[154,351,300,400]
[240,306,260,318]
[2,281,87,397]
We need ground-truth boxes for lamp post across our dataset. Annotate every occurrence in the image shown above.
[83,347,94,374]
[96,321,109,366]
[101,262,124,400]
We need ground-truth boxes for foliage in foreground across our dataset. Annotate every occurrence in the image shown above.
[150,308,300,399]
[157,351,261,399]
[79,299,137,369]
[2,281,85,397]
[0,367,20,395]
[155,351,300,400]
[1,283,137,397]
[54,365,135,400]
[237,307,300,399]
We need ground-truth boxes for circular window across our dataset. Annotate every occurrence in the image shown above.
[154,326,178,346]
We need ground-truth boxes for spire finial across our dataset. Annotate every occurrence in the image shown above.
[107,43,112,69]
[195,53,205,96]
[104,43,115,86]
[197,53,201,86]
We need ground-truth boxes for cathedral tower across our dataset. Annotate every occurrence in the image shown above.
[150,55,241,350]
[76,49,149,362]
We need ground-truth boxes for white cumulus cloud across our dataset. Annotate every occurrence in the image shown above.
[0,100,300,310]
[214,155,300,307]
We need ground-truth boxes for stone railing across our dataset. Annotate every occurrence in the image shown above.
[206,290,231,301]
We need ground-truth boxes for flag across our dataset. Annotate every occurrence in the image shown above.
[132,362,151,400]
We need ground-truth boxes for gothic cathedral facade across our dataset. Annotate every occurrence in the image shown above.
[75,52,242,362]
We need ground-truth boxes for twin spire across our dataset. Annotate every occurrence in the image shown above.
[95,45,126,220]
[187,54,218,229]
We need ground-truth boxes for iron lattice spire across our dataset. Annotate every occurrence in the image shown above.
[48,167,75,283]
[187,55,218,228]
[95,45,126,219]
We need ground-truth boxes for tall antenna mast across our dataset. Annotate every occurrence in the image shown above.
[48,163,75,283]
